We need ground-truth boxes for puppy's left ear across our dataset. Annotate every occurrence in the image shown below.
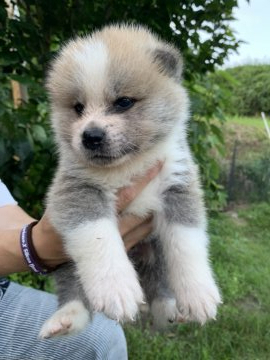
[152,45,183,81]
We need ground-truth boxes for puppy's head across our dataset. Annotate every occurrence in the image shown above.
[47,24,188,167]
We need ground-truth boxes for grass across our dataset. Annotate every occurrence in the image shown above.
[218,115,270,203]
[226,115,266,129]
[222,116,269,162]
[125,202,270,360]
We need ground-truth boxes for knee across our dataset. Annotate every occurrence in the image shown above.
[83,314,128,360]
[104,322,127,360]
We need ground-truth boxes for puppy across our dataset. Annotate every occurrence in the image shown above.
[39,24,221,338]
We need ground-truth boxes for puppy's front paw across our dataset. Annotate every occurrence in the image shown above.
[87,265,144,322]
[175,275,222,324]
[39,300,90,339]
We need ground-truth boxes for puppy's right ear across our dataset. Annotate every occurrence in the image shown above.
[152,44,183,81]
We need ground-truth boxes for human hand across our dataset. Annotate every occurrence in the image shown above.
[117,163,162,251]
[33,162,162,267]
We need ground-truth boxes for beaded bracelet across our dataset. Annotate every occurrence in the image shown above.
[20,221,54,275]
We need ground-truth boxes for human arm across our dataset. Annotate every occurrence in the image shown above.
[0,163,161,276]
[0,204,36,275]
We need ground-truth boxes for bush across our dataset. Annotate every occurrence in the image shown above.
[211,65,270,117]
[187,74,228,211]
[0,72,55,216]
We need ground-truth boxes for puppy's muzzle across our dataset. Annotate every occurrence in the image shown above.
[82,128,106,151]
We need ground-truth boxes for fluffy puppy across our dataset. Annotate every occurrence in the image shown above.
[39,24,221,338]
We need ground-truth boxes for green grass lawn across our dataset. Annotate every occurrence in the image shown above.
[125,202,270,360]
[227,115,267,129]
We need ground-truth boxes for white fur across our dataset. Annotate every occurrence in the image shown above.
[74,40,108,99]
[39,300,90,339]
[158,223,221,324]
[64,218,144,322]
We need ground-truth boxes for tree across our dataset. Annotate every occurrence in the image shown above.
[0,0,244,213]
[0,0,242,80]
[214,65,270,116]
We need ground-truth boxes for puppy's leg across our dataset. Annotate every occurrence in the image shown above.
[39,300,90,339]
[46,177,144,326]
[131,238,181,328]
[159,172,222,324]
[65,217,144,322]
[39,262,90,339]
[148,251,183,329]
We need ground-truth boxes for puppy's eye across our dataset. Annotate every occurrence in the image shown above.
[74,102,85,116]
[113,97,135,111]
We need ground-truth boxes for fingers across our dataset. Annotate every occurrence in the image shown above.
[116,161,163,212]
[118,213,151,237]
[117,162,162,251]
[121,216,153,252]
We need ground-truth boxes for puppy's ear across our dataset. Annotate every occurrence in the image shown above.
[152,45,183,81]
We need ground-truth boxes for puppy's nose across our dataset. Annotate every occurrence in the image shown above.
[82,128,106,150]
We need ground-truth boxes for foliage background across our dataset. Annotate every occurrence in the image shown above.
[0,0,244,215]
[209,64,270,117]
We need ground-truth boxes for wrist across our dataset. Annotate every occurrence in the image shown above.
[31,219,67,268]
[20,221,54,274]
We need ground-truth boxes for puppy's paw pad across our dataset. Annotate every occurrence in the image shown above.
[39,318,71,339]
[39,300,89,339]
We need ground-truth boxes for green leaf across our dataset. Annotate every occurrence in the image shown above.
[32,124,47,143]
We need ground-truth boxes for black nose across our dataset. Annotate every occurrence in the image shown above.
[82,128,106,150]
